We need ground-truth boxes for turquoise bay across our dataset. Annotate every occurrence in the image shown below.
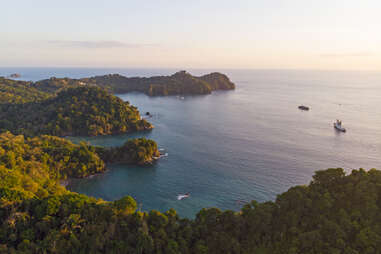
[2,68,380,218]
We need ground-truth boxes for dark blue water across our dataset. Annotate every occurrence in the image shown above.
[2,67,381,218]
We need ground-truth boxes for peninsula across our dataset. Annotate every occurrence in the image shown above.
[32,71,236,96]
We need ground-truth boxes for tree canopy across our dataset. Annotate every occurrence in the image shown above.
[98,137,160,165]
[1,145,380,254]
[0,78,50,104]
[28,71,235,96]
[82,71,235,96]
[1,73,379,253]
[0,86,153,137]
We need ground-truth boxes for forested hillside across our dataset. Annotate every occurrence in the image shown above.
[81,71,235,96]
[1,145,380,254]
[1,73,380,254]
[32,77,85,94]
[0,86,152,137]
[23,71,235,96]
[0,78,50,104]
[2,71,235,100]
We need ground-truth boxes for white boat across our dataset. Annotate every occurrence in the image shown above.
[334,120,346,132]
[177,193,190,200]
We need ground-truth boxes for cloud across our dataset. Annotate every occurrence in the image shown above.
[320,52,373,58]
[47,40,157,49]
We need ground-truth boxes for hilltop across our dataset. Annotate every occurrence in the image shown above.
[0,86,152,137]
[0,77,50,104]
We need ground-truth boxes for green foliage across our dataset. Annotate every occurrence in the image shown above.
[81,71,235,96]
[0,86,153,137]
[0,77,51,104]
[114,196,137,214]
[1,164,381,253]
[0,132,105,202]
[0,132,158,187]
[32,77,84,93]
[98,137,160,165]
[1,71,235,104]
[0,76,379,253]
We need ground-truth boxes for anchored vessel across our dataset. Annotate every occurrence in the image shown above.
[298,105,310,111]
[334,120,346,132]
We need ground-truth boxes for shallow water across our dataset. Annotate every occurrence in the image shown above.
[2,68,381,218]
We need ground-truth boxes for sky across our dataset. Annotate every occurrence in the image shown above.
[1,0,381,70]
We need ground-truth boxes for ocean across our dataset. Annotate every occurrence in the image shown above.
[1,67,381,218]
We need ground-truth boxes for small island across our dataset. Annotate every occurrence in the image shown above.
[97,137,160,165]
[9,73,21,78]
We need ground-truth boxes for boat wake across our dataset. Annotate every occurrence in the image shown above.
[159,148,168,158]
[160,153,168,158]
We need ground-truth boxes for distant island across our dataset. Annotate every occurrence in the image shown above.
[32,70,236,96]
[8,73,21,78]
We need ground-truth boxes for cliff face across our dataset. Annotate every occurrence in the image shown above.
[198,72,235,90]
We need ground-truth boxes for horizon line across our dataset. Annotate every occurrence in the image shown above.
[0,66,380,73]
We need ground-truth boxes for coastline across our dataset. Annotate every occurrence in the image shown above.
[61,154,162,189]
[60,168,110,188]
